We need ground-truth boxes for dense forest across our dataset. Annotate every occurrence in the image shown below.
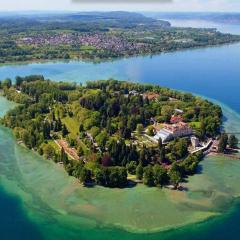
[0,12,240,63]
[1,75,223,188]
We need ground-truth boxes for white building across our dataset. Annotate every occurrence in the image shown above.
[154,128,173,143]
[154,122,193,143]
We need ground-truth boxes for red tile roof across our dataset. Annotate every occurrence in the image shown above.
[170,116,184,124]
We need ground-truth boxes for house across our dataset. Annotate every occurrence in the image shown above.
[164,122,193,138]
[211,140,219,153]
[143,92,160,101]
[175,109,184,114]
[191,136,200,149]
[154,128,173,143]
[129,90,138,96]
[154,122,193,143]
[170,115,184,124]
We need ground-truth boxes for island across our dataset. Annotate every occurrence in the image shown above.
[0,75,238,189]
[1,11,240,63]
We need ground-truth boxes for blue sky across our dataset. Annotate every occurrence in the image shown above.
[0,0,240,12]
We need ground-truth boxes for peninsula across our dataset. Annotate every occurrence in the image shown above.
[1,75,237,189]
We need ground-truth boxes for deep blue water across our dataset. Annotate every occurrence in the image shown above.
[0,186,42,240]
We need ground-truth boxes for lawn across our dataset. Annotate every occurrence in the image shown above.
[189,121,201,129]
[62,116,90,155]
[62,116,79,138]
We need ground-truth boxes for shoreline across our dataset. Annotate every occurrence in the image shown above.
[1,40,240,68]
[0,87,240,237]
[1,78,222,190]
[0,67,240,237]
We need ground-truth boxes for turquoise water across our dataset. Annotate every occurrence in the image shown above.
[0,21,240,239]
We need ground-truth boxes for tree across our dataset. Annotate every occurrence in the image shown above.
[89,126,100,138]
[168,165,181,188]
[43,121,51,139]
[143,165,154,186]
[127,116,137,131]
[228,135,238,149]
[153,164,169,187]
[139,147,148,166]
[136,124,144,134]
[95,168,106,186]
[95,130,109,149]
[118,167,128,187]
[198,121,206,140]
[15,76,23,87]
[109,168,121,187]
[218,133,228,153]
[101,152,112,167]
[79,167,92,185]
[38,148,44,156]
[54,118,62,132]
[77,146,84,157]
[161,105,172,123]
[136,164,144,180]
[158,138,165,162]
[147,126,154,136]
[79,123,84,133]
[43,144,55,159]
[60,147,68,164]
[158,138,163,149]
[2,78,12,89]
[51,111,56,121]
[22,130,32,148]
[168,138,188,161]
[106,120,115,135]
[106,167,127,188]
[62,124,69,137]
[126,161,137,175]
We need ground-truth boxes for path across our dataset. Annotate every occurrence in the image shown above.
[55,139,80,160]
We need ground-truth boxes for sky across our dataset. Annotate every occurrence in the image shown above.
[0,0,240,12]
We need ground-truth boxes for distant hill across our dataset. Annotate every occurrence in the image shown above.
[63,11,170,27]
[144,12,240,25]
[0,11,171,28]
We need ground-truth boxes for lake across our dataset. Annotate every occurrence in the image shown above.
[1,43,240,113]
[0,20,240,240]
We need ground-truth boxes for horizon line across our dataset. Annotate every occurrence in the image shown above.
[0,10,240,13]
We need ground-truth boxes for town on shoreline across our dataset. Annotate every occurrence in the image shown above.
[0,76,238,189]
[1,12,240,64]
